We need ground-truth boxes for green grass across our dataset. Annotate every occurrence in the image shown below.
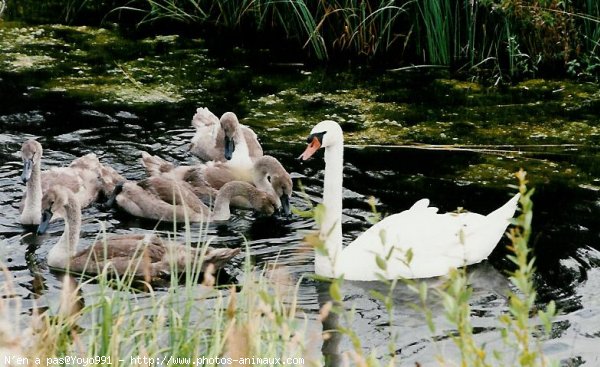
[1,170,556,366]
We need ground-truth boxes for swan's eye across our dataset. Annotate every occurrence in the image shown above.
[267,175,271,183]
[307,131,326,145]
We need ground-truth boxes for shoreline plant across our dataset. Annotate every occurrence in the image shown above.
[114,0,600,81]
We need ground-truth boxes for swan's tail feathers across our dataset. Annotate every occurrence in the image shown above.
[140,151,174,176]
[487,192,521,222]
[462,192,521,266]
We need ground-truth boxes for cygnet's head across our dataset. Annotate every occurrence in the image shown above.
[38,186,71,234]
[21,139,43,183]
[269,174,293,215]
[220,112,240,160]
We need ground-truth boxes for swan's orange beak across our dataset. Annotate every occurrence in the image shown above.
[299,136,321,160]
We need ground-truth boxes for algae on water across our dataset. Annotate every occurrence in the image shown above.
[1,22,599,191]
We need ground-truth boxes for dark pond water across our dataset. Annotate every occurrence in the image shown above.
[1,22,600,365]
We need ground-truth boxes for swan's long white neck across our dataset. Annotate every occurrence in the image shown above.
[47,197,80,268]
[316,140,344,278]
[21,161,42,224]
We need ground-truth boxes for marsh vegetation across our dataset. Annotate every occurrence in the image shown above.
[5,0,600,81]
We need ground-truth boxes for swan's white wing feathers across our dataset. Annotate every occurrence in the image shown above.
[338,199,512,280]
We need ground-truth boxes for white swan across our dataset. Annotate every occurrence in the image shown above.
[299,120,520,280]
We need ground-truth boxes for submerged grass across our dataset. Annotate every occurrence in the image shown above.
[1,171,556,366]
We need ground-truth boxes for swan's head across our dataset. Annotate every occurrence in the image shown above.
[220,112,240,160]
[38,186,70,234]
[253,156,293,215]
[269,173,293,215]
[251,190,278,217]
[299,120,343,160]
[21,139,43,183]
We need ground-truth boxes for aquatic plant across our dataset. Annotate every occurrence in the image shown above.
[5,0,600,79]
[4,0,600,79]
[427,170,557,366]
[416,0,452,65]
[0,241,311,366]
[0,170,559,366]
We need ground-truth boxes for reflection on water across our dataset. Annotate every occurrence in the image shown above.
[1,22,600,365]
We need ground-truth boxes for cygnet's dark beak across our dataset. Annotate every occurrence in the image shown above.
[21,159,33,183]
[103,181,125,209]
[279,194,291,216]
[37,209,53,235]
[224,136,234,160]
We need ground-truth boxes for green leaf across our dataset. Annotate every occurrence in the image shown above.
[405,248,414,265]
[375,254,387,271]
[370,290,386,302]
[313,204,327,226]
[419,282,428,303]
[367,196,382,224]
[291,207,314,218]
[378,228,387,247]
[330,280,343,302]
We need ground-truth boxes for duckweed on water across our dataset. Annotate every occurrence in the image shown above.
[0,23,207,104]
[1,22,600,192]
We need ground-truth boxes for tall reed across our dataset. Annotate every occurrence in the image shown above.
[0,233,312,366]
[416,0,451,65]
[583,0,600,51]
